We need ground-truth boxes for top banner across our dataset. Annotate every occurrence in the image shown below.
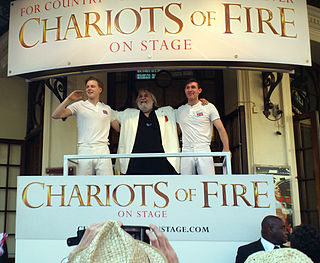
[8,0,311,76]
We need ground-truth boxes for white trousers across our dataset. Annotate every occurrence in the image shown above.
[77,143,113,175]
[181,145,215,175]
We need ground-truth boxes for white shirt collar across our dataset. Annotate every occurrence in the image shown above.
[187,101,201,108]
[84,100,101,106]
[260,237,277,251]
[83,100,102,111]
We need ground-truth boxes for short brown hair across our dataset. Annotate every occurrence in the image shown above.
[185,78,200,88]
[85,76,104,90]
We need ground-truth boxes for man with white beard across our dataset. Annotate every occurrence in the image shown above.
[115,89,180,175]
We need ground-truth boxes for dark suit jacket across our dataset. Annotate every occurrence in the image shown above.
[235,239,286,263]
[235,239,264,263]
[0,241,8,263]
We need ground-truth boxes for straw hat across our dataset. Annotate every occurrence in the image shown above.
[68,221,168,263]
[244,248,313,263]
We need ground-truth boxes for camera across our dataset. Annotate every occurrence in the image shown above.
[67,225,150,246]
[67,226,86,246]
[121,225,150,244]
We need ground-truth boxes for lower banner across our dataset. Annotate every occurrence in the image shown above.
[16,174,275,262]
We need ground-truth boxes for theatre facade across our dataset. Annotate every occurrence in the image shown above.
[0,0,320,260]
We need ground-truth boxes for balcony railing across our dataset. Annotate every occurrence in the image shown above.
[63,152,232,176]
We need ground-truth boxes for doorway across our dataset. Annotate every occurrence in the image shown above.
[293,111,320,229]
[107,69,224,153]
[107,69,248,174]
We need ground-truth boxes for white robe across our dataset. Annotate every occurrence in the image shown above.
[115,107,180,174]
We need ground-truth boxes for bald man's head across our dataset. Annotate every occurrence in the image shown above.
[261,215,288,245]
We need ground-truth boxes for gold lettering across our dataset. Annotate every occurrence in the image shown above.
[232,184,251,206]
[202,181,218,208]
[105,184,111,206]
[67,185,85,206]
[22,182,44,208]
[245,7,253,33]
[257,8,278,35]
[189,188,196,201]
[154,181,169,208]
[19,18,40,48]
[190,11,206,26]
[115,8,141,35]
[207,11,216,26]
[42,16,62,43]
[47,185,66,207]
[87,185,104,206]
[175,188,188,202]
[221,184,228,206]
[140,6,163,33]
[106,10,113,35]
[113,184,135,207]
[223,3,241,34]
[134,184,153,206]
[164,3,183,34]
[252,181,271,208]
[279,8,297,38]
[84,12,105,37]
[63,14,83,40]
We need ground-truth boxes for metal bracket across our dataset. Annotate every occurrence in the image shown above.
[45,77,68,121]
[45,77,67,103]
[262,72,283,118]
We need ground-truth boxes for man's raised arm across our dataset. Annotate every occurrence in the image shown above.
[51,90,83,119]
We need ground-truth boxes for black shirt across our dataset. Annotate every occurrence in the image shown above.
[126,110,177,175]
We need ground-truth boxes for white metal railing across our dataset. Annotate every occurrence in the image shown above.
[63,152,232,176]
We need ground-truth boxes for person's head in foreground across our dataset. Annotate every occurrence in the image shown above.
[244,248,313,263]
[290,224,320,263]
[68,220,178,263]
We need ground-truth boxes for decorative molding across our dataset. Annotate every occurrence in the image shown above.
[308,5,320,27]
[308,5,320,42]
[309,15,320,30]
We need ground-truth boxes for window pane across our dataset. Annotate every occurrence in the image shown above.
[0,144,8,164]
[0,190,6,210]
[0,166,7,187]
[6,235,15,258]
[303,149,314,180]
[7,190,16,210]
[306,180,317,210]
[8,167,19,188]
[6,212,15,234]
[0,213,4,232]
[9,144,21,165]
[301,125,312,149]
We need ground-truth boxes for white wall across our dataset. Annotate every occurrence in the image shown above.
[0,77,28,140]
[235,70,300,225]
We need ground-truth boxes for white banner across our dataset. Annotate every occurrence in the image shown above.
[16,174,275,241]
[8,0,311,76]
[16,174,275,263]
